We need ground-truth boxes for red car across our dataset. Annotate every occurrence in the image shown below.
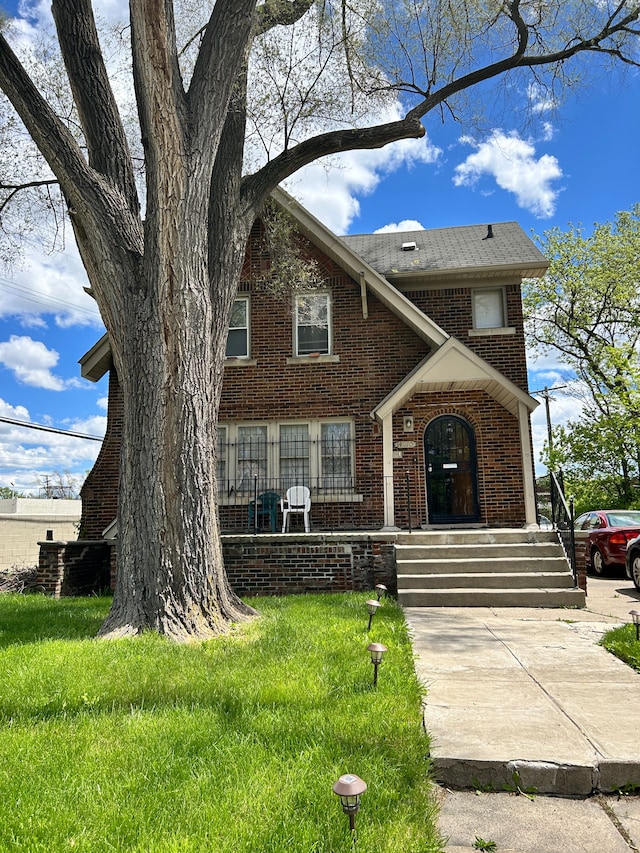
[575,510,640,575]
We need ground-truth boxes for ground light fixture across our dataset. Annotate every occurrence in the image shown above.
[332,773,367,834]
[630,609,640,641]
[367,642,387,687]
[366,599,380,631]
[374,583,387,601]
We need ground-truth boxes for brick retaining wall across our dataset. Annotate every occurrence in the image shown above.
[39,534,397,599]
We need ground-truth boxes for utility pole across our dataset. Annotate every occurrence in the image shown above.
[532,386,567,461]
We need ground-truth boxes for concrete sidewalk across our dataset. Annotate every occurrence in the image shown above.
[404,578,640,851]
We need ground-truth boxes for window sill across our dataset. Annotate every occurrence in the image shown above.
[468,327,516,337]
[225,357,257,367]
[286,355,340,365]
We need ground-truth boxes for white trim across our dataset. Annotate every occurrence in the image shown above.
[381,412,395,528]
[468,327,515,337]
[518,400,538,525]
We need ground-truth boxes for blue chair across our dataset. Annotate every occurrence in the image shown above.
[248,491,281,533]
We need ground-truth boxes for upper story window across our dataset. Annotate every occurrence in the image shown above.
[472,288,506,329]
[226,297,250,357]
[295,293,331,355]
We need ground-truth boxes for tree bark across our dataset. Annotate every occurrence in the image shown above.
[99,201,257,640]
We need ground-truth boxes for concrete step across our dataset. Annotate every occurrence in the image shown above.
[398,587,586,607]
[395,542,563,559]
[394,528,585,609]
[396,556,570,575]
[397,571,577,590]
[395,529,559,546]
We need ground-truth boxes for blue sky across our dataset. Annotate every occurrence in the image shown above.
[0,1,639,492]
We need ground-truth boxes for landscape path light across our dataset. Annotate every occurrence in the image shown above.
[367,642,387,687]
[630,609,640,641]
[332,773,367,834]
[374,583,387,601]
[366,599,380,631]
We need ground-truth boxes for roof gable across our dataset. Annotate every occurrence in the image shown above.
[372,337,538,420]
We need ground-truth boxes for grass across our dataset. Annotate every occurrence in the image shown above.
[601,623,640,672]
[0,592,442,852]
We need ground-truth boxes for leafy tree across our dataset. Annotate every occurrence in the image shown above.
[1,1,639,640]
[525,206,640,505]
[0,485,23,499]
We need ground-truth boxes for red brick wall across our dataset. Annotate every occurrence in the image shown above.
[402,283,529,390]
[220,234,431,530]
[79,370,122,539]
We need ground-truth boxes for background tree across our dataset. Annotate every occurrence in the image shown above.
[525,205,640,509]
[0,1,639,640]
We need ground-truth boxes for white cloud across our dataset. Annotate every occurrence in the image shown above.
[0,242,102,328]
[284,98,441,234]
[0,396,103,494]
[453,130,563,218]
[0,335,66,390]
[374,219,425,233]
[68,414,107,437]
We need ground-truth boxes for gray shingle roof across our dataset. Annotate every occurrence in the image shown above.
[341,222,547,278]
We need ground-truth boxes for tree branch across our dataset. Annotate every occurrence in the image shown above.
[51,0,139,216]
[0,179,59,213]
[255,0,315,35]
[188,0,257,161]
[243,117,425,208]
[405,1,640,122]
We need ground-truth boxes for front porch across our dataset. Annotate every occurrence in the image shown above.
[38,527,585,605]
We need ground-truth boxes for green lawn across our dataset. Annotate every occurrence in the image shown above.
[0,592,442,852]
[602,622,640,673]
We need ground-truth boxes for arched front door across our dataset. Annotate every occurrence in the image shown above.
[425,415,480,524]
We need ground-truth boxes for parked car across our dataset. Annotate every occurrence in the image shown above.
[574,510,640,576]
[625,534,640,590]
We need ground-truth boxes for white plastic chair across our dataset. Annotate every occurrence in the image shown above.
[281,486,311,533]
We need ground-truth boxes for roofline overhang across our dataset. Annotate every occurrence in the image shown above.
[384,261,549,283]
[79,332,112,383]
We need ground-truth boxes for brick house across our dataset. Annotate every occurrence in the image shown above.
[76,188,546,545]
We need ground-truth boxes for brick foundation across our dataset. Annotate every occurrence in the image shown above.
[39,534,397,599]
[38,540,111,597]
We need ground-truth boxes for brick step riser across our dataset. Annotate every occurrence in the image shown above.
[396,558,569,574]
[397,572,575,590]
[398,589,586,607]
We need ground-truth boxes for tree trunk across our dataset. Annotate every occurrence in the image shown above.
[98,202,257,641]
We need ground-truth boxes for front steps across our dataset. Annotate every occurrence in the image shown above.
[396,529,585,608]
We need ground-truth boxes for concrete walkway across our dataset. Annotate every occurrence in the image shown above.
[404,578,640,852]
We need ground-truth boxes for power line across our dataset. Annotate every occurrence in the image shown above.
[0,279,102,321]
[0,415,103,442]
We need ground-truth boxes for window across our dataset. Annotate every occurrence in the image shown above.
[472,288,506,329]
[226,297,249,357]
[321,422,352,489]
[295,293,331,355]
[217,426,227,489]
[217,420,355,498]
[237,425,267,492]
[280,424,310,490]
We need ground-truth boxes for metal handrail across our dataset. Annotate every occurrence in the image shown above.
[550,470,577,585]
